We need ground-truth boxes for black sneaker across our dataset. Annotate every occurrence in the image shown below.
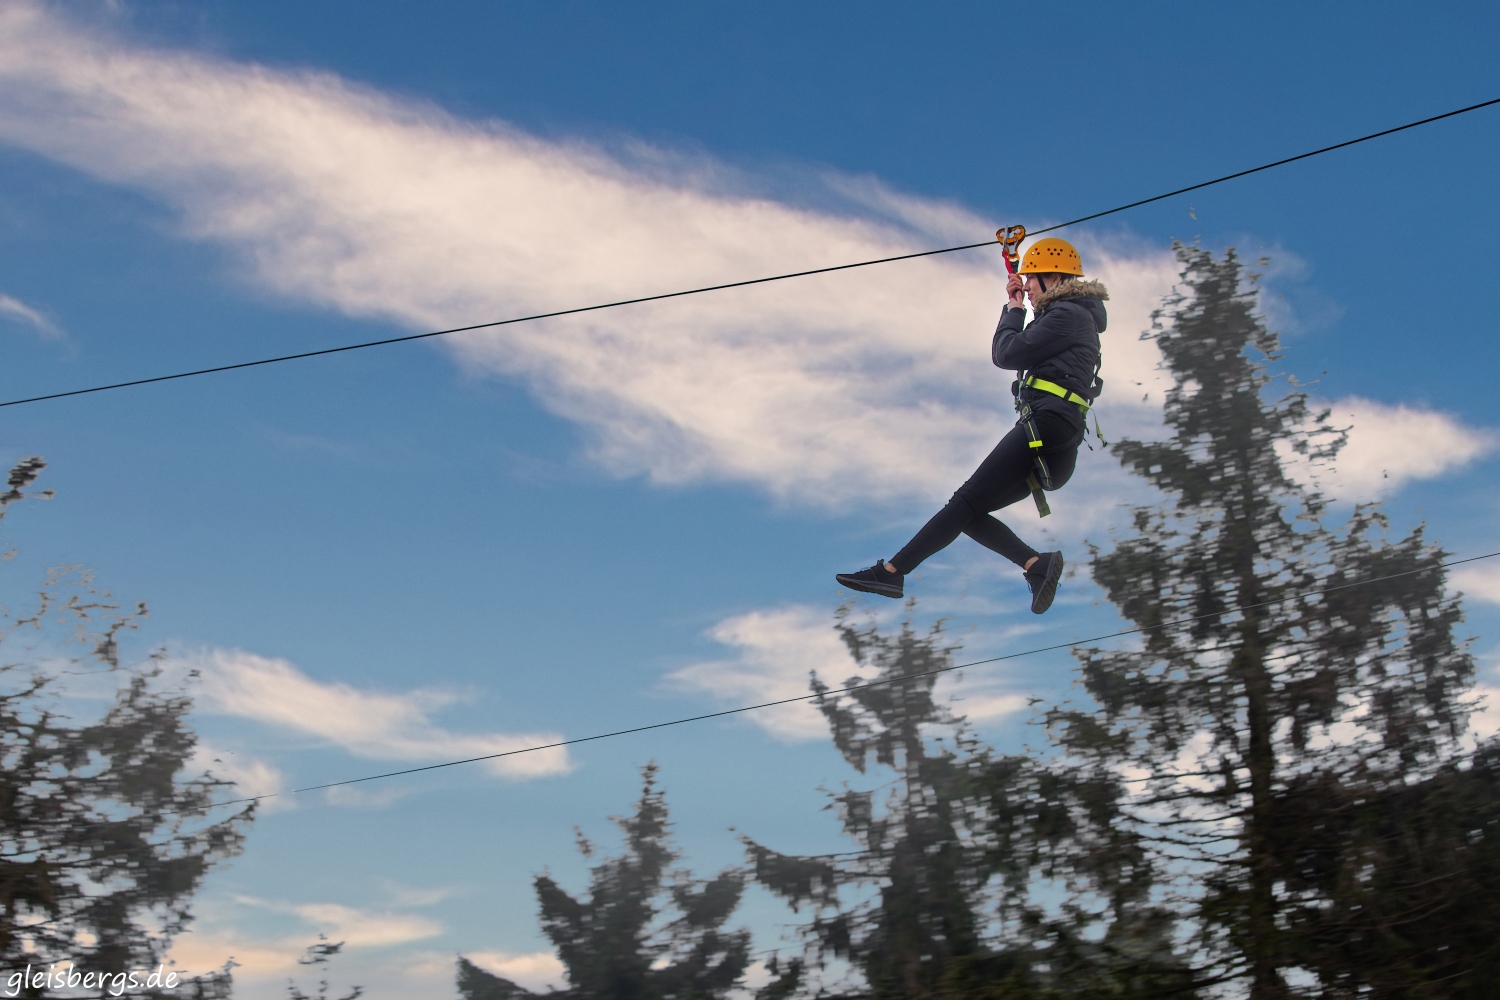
[1024,551,1064,614]
[836,561,904,599]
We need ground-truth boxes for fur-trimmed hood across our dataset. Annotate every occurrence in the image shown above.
[1033,277,1109,311]
[994,273,1106,400]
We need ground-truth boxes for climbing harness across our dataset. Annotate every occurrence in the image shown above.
[1023,375,1091,411]
[1017,379,1088,518]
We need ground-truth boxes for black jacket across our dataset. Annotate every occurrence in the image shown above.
[992,278,1107,407]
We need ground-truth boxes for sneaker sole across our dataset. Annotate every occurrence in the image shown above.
[835,573,904,599]
[1030,553,1064,614]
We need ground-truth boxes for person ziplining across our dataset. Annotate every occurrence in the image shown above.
[836,233,1106,614]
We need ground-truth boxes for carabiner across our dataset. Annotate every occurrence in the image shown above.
[995,225,1027,275]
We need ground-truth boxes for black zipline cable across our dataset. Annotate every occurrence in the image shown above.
[207,548,1500,811]
[4,96,1497,411]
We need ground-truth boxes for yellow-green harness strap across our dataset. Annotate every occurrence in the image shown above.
[1023,375,1091,412]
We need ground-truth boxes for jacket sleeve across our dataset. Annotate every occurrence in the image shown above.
[992,302,1085,371]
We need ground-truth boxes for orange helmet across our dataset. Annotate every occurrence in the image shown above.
[1019,238,1084,276]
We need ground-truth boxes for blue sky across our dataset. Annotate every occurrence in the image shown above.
[0,1,1498,996]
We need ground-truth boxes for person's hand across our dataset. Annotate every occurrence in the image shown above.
[1006,272,1025,308]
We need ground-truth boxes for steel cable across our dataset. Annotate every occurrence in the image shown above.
[208,548,1500,810]
[3,97,1496,410]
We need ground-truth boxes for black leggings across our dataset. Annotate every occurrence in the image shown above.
[891,403,1084,573]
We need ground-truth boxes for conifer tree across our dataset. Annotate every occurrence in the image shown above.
[458,764,750,1000]
[747,611,1184,999]
[0,457,255,991]
[1057,245,1485,997]
[1281,739,1500,998]
[746,612,988,999]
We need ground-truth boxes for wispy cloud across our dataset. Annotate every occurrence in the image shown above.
[0,2,1175,515]
[281,901,443,948]
[460,951,567,993]
[167,891,565,998]
[1471,685,1500,743]
[183,648,570,781]
[189,741,292,812]
[166,894,444,989]
[0,291,62,339]
[1458,644,1500,747]
[1290,396,1496,500]
[665,605,1029,741]
[0,5,1486,531]
[664,606,872,741]
[1451,560,1500,608]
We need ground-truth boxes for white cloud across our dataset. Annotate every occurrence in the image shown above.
[166,931,302,988]
[1301,396,1496,498]
[0,3,1177,511]
[946,690,1030,720]
[665,605,1029,741]
[664,606,872,741]
[168,900,561,1000]
[1276,395,1495,501]
[1471,685,1500,743]
[189,741,292,813]
[184,647,571,781]
[376,881,453,908]
[0,291,62,339]
[285,902,443,949]
[1453,561,1500,608]
[462,950,568,993]
[165,895,443,994]
[1466,646,1500,745]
